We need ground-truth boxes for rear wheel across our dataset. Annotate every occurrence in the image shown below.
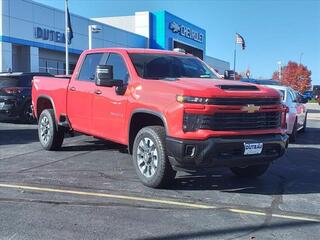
[289,119,298,143]
[38,109,64,150]
[230,163,270,178]
[20,101,35,124]
[132,126,176,188]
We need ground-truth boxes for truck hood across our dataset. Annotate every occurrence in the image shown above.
[165,78,281,99]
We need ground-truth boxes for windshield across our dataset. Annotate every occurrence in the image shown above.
[241,79,281,85]
[129,53,219,80]
[258,79,281,85]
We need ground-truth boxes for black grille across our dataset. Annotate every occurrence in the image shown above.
[208,98,280,105]
[199,112,281,131]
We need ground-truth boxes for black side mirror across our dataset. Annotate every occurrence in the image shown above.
[95,65,123,87]
[224,70,235,80]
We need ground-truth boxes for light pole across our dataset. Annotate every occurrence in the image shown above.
[88,25,102,50]
[299,52,304,64]
[277,61,282,81]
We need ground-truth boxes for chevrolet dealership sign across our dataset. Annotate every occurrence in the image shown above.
[34,27,70,44]
[169,21,204,43]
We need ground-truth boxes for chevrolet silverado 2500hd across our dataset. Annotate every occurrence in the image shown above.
[32,48,288,188]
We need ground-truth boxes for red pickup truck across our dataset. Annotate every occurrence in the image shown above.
[32,48,288,188]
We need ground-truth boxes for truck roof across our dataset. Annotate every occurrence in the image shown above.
[83,48,189,56]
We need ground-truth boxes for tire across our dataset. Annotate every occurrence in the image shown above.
[300,113,307,133]
[132,126,176,188]
[38,109,64,151]
[289,119,298,143]
[19,101,35,124]
[230,163,270,178]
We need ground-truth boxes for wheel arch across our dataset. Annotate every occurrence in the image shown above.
[128,109,168,154]
[36,95,57,122]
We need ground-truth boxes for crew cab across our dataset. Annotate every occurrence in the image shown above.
[32,48,288,188]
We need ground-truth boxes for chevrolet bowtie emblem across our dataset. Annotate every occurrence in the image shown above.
[242,104,260,113]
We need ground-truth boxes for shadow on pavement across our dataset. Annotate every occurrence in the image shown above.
[294,127,320,145]
[136,220,319,240]
[0,119,37,125]
[171,147,320,195]
[61,139,128,153]
[0,129,38,145]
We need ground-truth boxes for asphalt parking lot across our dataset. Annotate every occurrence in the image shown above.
[0,104,320,240]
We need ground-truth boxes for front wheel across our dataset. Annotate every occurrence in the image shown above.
[230,163,270,178]
[132,126,176,188]
[38,109,64,151]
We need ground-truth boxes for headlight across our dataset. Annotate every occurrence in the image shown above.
[176,95,209,104]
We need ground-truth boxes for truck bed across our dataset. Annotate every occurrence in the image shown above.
[32,76,70,121]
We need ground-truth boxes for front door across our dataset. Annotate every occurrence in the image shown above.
[67,53,108,134]
[92,53,130,144]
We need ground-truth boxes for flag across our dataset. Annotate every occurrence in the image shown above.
[236,33,245,50]
[66,1,73,44]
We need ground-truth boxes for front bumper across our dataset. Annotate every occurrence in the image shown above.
[166,134,289,170]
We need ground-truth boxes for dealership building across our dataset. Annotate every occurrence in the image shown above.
[0,0,229,75]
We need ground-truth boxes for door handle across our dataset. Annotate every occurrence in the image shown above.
[94,89,102,95]
[69,86,76,91]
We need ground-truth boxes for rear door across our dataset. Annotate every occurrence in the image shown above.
[92,53,130,143]
[67,53,108,134]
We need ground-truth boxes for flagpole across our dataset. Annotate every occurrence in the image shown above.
[65,0,69,75]
[233,35,236,81]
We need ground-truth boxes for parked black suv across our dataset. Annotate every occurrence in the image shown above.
[0,72,52,123]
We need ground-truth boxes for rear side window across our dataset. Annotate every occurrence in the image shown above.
[77,53,109,81]
[0,77,21,87]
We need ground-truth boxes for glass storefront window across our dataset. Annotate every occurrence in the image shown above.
[39,58,75,75]
[47,60,58,75]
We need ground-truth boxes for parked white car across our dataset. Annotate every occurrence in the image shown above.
[264,85,307,142]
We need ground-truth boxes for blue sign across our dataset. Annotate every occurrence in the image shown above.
[150,11,206,52]
[34,27,70,44]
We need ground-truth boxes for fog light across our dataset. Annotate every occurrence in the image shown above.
[185,145,196,157]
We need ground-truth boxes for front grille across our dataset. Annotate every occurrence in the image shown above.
[208,98,280,105]
[199,112,281,131]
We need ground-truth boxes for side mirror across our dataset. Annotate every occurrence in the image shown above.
[95,65,123,87]
[224,70,235,80]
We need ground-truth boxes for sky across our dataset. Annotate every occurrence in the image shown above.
[33,0,320,84]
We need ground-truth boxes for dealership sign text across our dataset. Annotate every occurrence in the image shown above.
[169,22,204,43]
[34,27,70,44]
